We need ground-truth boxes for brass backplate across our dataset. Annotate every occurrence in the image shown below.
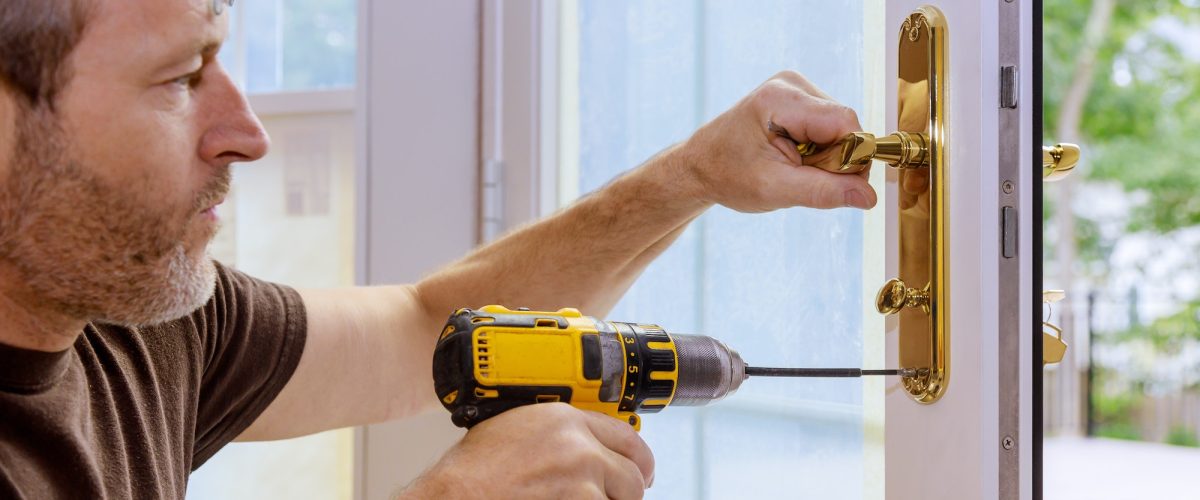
[896,6,948,403]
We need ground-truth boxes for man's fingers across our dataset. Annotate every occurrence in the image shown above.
[601,448,648,500]
[777,97,861,146]
[765,161,877,209]
[581,412,654,488]
[769,135,806,166]
[753,81,861,147]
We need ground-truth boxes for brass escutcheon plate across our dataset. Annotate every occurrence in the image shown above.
[895,6,948,403]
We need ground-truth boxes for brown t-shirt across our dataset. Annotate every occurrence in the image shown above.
[0,262,307,499]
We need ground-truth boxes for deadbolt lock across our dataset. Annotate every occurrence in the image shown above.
[1042,143,1080,181]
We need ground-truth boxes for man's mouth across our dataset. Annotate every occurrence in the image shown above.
[200,198,225,220]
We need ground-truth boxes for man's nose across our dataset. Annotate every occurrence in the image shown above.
[197,63,270,165]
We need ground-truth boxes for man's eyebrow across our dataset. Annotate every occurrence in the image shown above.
[153,39,223,74]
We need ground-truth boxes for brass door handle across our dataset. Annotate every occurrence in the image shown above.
[1042,143,1080,181]
[876,7,948,404]
[1043,323,1068,366]
[1042,290,1068,366]
[812,131,930,173]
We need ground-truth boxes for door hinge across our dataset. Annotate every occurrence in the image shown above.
[999,65,1019,109]
[482,159,505,242]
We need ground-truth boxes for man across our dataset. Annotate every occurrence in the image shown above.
[0,0,875,498]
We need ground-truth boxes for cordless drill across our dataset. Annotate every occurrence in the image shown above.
[433,306,910,429]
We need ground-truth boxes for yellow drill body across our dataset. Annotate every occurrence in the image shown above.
[433,306,744,430]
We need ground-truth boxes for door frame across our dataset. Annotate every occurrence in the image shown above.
[354,1,479,498]
[1032,0,1045,497]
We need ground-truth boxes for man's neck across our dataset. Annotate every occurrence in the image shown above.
[0,273,85,352]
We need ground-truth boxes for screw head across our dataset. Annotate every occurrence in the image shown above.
[1002,436,1015,450]
[1002,180,1015,194]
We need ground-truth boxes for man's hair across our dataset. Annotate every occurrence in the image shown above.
[0,0,91,108]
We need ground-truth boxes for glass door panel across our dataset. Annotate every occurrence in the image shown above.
[563,1,882,498]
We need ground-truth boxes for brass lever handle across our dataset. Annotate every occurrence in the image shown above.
[1043,322,1068,366]
[809,131,930,173]
[1042,290,1068,366]
[1042,289,1065,303]
[1042,143,1079,181]
[875,278,930,315]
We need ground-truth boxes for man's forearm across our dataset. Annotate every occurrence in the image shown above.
[253,72,876,435]
[247,146,710,437]
[414,143,710,319]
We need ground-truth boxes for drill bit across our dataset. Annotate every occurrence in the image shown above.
[745,367,918,378]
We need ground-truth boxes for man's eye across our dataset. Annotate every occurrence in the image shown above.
[170,71,202,89]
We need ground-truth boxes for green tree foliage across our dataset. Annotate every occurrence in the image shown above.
[1048,0,1200,444]
[1092,386,1142,440]
[1046,0,1200,236]
[1165,426,1200,446]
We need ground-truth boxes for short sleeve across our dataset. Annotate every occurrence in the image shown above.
[190,262,307,468]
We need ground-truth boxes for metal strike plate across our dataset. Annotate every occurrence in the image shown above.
[873,6,949,404]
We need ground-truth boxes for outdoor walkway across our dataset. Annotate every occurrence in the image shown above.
[1045,436,1200,499]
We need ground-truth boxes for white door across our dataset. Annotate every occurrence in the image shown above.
[879,1,1037,499]
[356,1,1036,499]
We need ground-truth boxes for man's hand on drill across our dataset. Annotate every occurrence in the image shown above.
[673,70,877,212]
[402,403,654,499]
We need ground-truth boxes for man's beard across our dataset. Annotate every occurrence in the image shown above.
[0,106,228,326]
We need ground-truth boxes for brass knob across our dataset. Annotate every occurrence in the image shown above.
[1042,143,1079,181]
[876,278,930,315]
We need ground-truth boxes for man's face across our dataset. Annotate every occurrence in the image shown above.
[0,0,268,326]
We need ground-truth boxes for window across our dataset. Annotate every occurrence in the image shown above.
[559,1,884,497]
[186,1,357,499]
[219,0,356,93]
